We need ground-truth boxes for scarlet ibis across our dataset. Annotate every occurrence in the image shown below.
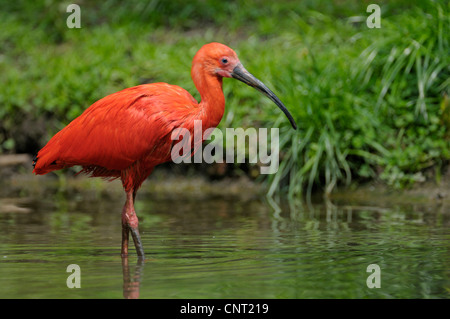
[33,42,297,258]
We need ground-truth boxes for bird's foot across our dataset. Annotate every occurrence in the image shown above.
[129,225,145,259]
[121,223,145,259]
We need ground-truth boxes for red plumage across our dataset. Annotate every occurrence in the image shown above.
[32,42,296,257]
[33,83,204,191]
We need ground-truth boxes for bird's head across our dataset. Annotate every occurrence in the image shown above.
[193,42,297,130]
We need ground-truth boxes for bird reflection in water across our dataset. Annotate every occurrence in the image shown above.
[122,257,145,299]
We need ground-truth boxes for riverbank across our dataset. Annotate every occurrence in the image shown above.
[1,154,448,212]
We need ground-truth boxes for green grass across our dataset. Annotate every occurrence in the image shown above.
[0,0,448,197]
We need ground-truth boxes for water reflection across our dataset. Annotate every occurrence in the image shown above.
[0,177,449,298]
[122,257,144,299]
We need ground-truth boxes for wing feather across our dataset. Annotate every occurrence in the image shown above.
[33,83,199,175]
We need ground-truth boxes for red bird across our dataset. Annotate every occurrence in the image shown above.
[33,43,296,258]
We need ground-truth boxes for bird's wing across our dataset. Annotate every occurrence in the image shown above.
[33,83,199,174]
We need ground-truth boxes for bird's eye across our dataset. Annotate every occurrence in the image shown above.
[221,58,228,64]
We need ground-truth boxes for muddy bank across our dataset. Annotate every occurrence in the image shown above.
[0,154,449,210]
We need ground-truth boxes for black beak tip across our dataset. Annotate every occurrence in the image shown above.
[232,64,298,131]
[286,116,297,130]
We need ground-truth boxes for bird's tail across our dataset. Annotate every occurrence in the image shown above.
[32,154,38,168]
[32,138,67,175]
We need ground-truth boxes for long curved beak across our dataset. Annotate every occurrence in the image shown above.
[231,63,297,130]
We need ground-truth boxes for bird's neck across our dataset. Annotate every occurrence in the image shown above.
[192,69,225,129]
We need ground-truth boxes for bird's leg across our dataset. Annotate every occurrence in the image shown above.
[121,194,131,257]
[121,190,145,258]
[121,222,130,257]
[130,189,145,257]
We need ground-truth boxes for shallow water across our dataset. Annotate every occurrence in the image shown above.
[0,177,449,298]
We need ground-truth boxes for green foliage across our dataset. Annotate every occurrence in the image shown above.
[0,0,448,196]
[262,0,450,195]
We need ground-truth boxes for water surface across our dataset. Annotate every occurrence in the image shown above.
[0,176,449,298]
